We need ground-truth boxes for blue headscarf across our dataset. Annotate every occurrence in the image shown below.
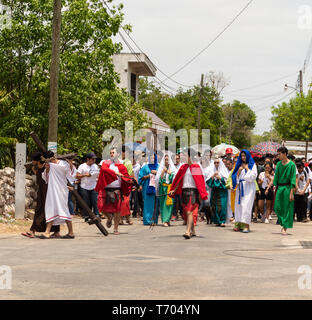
[147,153,158,195]
[148,153,158,170]
[231,149,255,190]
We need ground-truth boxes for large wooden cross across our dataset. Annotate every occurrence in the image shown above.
[29,131,108,236]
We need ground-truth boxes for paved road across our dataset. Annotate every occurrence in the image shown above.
[1,217,312,300]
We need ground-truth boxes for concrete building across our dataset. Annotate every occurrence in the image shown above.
[113,53,157,103]
[112,53,170,150]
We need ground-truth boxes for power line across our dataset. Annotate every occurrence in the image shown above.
[229,90,286,101]
[253,90,296,113]
[103,0,192,89]
[225,73,297,94]
[117,29,177,95]
[160,0,255,84]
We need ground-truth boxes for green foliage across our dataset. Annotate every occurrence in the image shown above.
[0,0,146,157]
[0,137,17,169]
[139,77,224,146]
[251,130,282,146]
[222,100,256,149]
[272,92,312,141]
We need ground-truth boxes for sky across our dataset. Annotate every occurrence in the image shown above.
[113,0,312,134]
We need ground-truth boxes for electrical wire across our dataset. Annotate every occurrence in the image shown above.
[117,30,177,95]
[103,0,192,89]
[253,90,296,113]
[159,0,255,84]
[224,73,297,94]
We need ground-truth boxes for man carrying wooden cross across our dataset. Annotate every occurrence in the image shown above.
[41,150,76,239]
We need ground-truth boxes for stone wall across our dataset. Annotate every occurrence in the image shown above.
[0,167,37,217]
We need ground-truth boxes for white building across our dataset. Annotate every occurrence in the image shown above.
[113,53,170,150]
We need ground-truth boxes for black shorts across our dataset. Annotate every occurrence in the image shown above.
[259,187,273,201]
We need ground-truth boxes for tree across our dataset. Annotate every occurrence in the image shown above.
[204,71,229,96]
[222,100,256,149]
[272,91,312,141]
[0,0,147,157]
[251,130,282,146]
[139,78,225,146]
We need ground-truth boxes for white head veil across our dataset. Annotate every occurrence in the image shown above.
[206,157,229,181]
[155,151,177,195]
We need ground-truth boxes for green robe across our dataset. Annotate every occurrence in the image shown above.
[159,173,174,223]
[273,160,297,229]
[207,177,228,225]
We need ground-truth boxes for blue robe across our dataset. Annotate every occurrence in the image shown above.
[139,164,159,225]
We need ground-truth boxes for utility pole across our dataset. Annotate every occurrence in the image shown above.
[48,0,62,154]
[197,74,204,132]
[299,70,303,94]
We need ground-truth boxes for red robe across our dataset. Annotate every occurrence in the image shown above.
[95,160,132,197]
[95,160,132,213]
[170,163,208,225]
[170,163,208,200]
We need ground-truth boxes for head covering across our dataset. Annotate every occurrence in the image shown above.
[148,153,158,171]
[146,153,159,195]
[206,157,229,181]
[226,147,233,154]
[155,152,177,193]
[231,149,255,190]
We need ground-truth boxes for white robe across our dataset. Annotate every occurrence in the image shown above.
[234,164,257,225]
[42,160,72,225]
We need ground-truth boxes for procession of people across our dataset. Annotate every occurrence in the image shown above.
[22,144,312,239]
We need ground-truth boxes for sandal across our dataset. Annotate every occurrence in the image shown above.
[62,234,75,239]
[38,234,50,239]
[126,220,133,225]
[113,231,120,235]
[163,222,169,227]
[50,234,62,239]
[233,228,240,232]
[183,233,191,239]
[21,232,35,238]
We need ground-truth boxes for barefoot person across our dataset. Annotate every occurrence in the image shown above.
[169,148,208,239]
[42,151,75,239]
[21,152,60,238]
[96,147,132,235]
[273,147,297,235]
[231,150,257,233]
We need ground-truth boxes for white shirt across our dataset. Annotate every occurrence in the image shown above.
[297,170,310,194]
[258,171,272,189]
[105,162,121,188]
[77,163,99,190]
[67,166,77,185]
[133,163,141,180]
[182,168,197,189]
